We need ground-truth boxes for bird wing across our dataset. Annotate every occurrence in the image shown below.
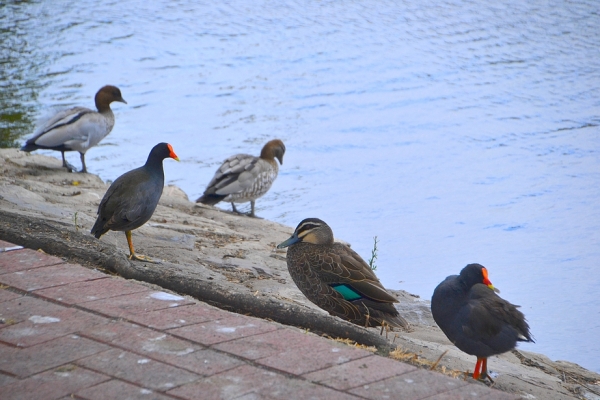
[204,154,259,195]
[289,253,366,321]
[29,107,109,151]
[97,169,161,231]
[311,243,398,303]
[462,284,530,341]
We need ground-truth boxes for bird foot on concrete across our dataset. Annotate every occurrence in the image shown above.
[129,254,162,264]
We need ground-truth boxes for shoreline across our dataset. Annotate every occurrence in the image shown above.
[1,148,599,399]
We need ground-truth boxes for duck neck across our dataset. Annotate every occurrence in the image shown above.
[99,107,114,118]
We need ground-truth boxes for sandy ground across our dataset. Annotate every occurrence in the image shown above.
[1,148,599,399]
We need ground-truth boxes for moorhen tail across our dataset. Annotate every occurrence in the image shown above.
[91,142,179,262]
[431,263,533,381]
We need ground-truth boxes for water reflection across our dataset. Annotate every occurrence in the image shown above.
[0,2,57,147]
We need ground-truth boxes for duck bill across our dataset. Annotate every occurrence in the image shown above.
[277,234,299,249]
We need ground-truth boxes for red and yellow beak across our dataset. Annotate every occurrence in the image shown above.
[167,144,180,161]
[482,267,500,293]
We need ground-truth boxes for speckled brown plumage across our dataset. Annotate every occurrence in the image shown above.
[196,139,285,217]
[277,218,409,329]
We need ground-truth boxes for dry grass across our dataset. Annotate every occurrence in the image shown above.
[327,336,378,353]
[389,346,467,379]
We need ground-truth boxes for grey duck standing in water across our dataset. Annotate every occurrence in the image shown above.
[196,139,285,217]
[277,218,409,329]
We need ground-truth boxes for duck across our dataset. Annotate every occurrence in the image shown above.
[21,85,127,173]
[196,139,285,217]
[277,218,409,329]
[431,263,533,381]
[91,142,179,263]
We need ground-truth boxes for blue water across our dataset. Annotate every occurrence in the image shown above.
[2,0,599,372]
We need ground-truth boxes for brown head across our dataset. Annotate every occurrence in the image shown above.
[260,139,285,165]
[277,218,334,248]
[95,85,127,112]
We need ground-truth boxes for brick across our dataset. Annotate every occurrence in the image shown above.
[0,263,106,292]
[426,383,520,400]
[76,379,174,400]
[0,365,109,400]
[348,369,469,400]
[34,276,148,305]
[0,249,64,274]
[125,303,231,330]
[78,320,243,376]
[213,327,323,360]
[168,314,279,346]
[0,296,75,327]
[81,290,193,318]
[0,240,17,248]
[303,354,416,390]
[160,348,244,377]
[166,364,291,399]
[0,371,17,387]
[80,320,202,356]
[254,377,361,400]
[0,335,110,378]
[256,337,372,375]
[76,348,200,391]
[169,364,361,400]
[0,288,22,303]
[0,306,107,347]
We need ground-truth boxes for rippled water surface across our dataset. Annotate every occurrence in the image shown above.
[2,0,599,372]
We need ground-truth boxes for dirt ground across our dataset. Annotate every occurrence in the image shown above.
[1,148,599,399]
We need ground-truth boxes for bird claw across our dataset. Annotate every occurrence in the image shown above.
[129,254,162,264]
[63,161,79,173]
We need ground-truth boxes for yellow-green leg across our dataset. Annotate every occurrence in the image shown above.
[125,231,160,263]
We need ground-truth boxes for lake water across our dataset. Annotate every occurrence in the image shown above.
[2,0,599,373]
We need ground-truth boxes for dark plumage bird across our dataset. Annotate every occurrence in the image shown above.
[91,143,179,262]
[196,139,285,217]
[431,263,533,381]
[277,218,409,330]
[21,85,127,173]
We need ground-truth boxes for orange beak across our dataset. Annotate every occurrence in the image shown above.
[482,267,499,293]
[167,144,180,161]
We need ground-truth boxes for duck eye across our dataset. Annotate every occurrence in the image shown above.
[298,223,318,234]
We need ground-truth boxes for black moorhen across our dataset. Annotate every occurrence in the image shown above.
[431,263,533,381]
[91,142,179,262]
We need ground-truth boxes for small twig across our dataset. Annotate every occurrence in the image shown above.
[430,350,449,370]
[368,236,379,270]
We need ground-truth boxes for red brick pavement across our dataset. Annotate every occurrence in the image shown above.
[0,242,519,399]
